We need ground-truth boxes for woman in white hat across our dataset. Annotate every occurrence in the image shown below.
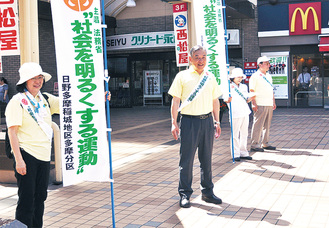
[224,68,255,161]
[5,62,60,228]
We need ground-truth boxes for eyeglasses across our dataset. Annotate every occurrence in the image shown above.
[193,56,206,61]
[30,75,45,81]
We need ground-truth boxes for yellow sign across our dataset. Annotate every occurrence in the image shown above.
[290,7,319,33]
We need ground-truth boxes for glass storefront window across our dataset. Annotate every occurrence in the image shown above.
[323,54,329,108]
[292,54,323,107]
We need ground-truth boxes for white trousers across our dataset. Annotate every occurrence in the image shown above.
[230,115,250,158]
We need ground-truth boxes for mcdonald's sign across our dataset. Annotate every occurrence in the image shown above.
[289,2,321,36]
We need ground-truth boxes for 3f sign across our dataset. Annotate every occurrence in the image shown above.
[174,3,186,12]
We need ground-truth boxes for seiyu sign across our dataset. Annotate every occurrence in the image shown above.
[227,29,239,45]
[106,31,175,50]
[107,30,239,51]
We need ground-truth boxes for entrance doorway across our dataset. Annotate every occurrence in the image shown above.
[292,54,325,107]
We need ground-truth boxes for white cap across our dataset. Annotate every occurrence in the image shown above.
[230,68,246,79]
[257,56,270,65]
[17,62,52,85]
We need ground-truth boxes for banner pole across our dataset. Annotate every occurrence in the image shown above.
[221,0,235,163]
[101,0,116,227]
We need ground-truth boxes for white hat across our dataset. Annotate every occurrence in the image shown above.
[17,62,52,85]
[257,56,270,65]
[230,68,246,79]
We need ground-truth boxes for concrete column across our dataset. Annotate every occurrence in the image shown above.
[18,0,39,64]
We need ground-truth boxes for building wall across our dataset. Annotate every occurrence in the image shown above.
[116,15,174,35]
[116,0,172,20]
[226,8,260,63]
[39,17,58,95]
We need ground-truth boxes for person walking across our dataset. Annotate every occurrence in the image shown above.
[0,77,9,118]
[250,56,276,152]
[224,68,255,161]
[169,45,222,208]
[6,62,60,228]
[0,77,9,103]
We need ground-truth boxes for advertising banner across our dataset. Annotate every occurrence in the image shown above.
[0,0,20,56]
[144,70,161,96]
[173,3,189,67]
[262,52,289,99]
[193,0,228,94]
[51,0,110,186]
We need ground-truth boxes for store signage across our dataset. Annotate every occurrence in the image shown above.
[289,2,321,35]
[0,0,20,56]
[173,2,189,67]
[243,62,257,82]
[227,29,239,45]
[106,31,175,50]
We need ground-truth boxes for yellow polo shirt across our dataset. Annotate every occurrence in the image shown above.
[249,70,274,106]
[5,92,60,161]
[168,67,222,115]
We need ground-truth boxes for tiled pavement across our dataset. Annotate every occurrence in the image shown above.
[1,107,329,227]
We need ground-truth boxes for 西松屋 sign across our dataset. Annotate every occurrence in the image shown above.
[173,3,189,67]
[0,0,20,56]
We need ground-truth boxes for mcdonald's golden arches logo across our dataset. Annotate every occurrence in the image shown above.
[289,2,321,36]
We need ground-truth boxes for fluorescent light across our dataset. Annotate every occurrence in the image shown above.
[126,0,136,7]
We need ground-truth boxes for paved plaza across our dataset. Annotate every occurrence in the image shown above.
[1,107,329,227]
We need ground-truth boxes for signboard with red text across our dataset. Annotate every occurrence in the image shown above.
[173,3,189,67]
[0,0,20,56]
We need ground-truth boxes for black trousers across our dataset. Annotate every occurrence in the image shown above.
[14,149,50,228]
[178,115,215,199]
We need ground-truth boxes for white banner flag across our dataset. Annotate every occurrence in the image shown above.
[51,0,109,186]
[194,0,228,94]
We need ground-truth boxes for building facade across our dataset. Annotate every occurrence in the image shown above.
[1,0,259,108]
[258,0,329,108]
[106,0,258,107]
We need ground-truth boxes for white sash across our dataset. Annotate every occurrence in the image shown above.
[15,92,53,141]
[232,83,248,101]
[178,71,210,112]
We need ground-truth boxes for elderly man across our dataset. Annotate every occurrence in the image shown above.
[168,45,222,208]
[250,56,276,152]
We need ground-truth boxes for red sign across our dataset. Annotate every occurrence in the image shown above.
[0,0,20,55]
[244,62,257,69]
[289,2,321,36]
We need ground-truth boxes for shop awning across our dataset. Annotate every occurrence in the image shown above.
[319,35,329,52]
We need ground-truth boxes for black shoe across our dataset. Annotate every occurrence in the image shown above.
[234,157,240,161]
[250,147,264,152]
[262,146,276,150]
[202,194,222,204]
[240,156,252,160]
[179,196,191,208]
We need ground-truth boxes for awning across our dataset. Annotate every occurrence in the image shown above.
[319,35,329,52]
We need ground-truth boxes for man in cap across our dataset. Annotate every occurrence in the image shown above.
[249,56,276,152]
[169,45,222,208]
